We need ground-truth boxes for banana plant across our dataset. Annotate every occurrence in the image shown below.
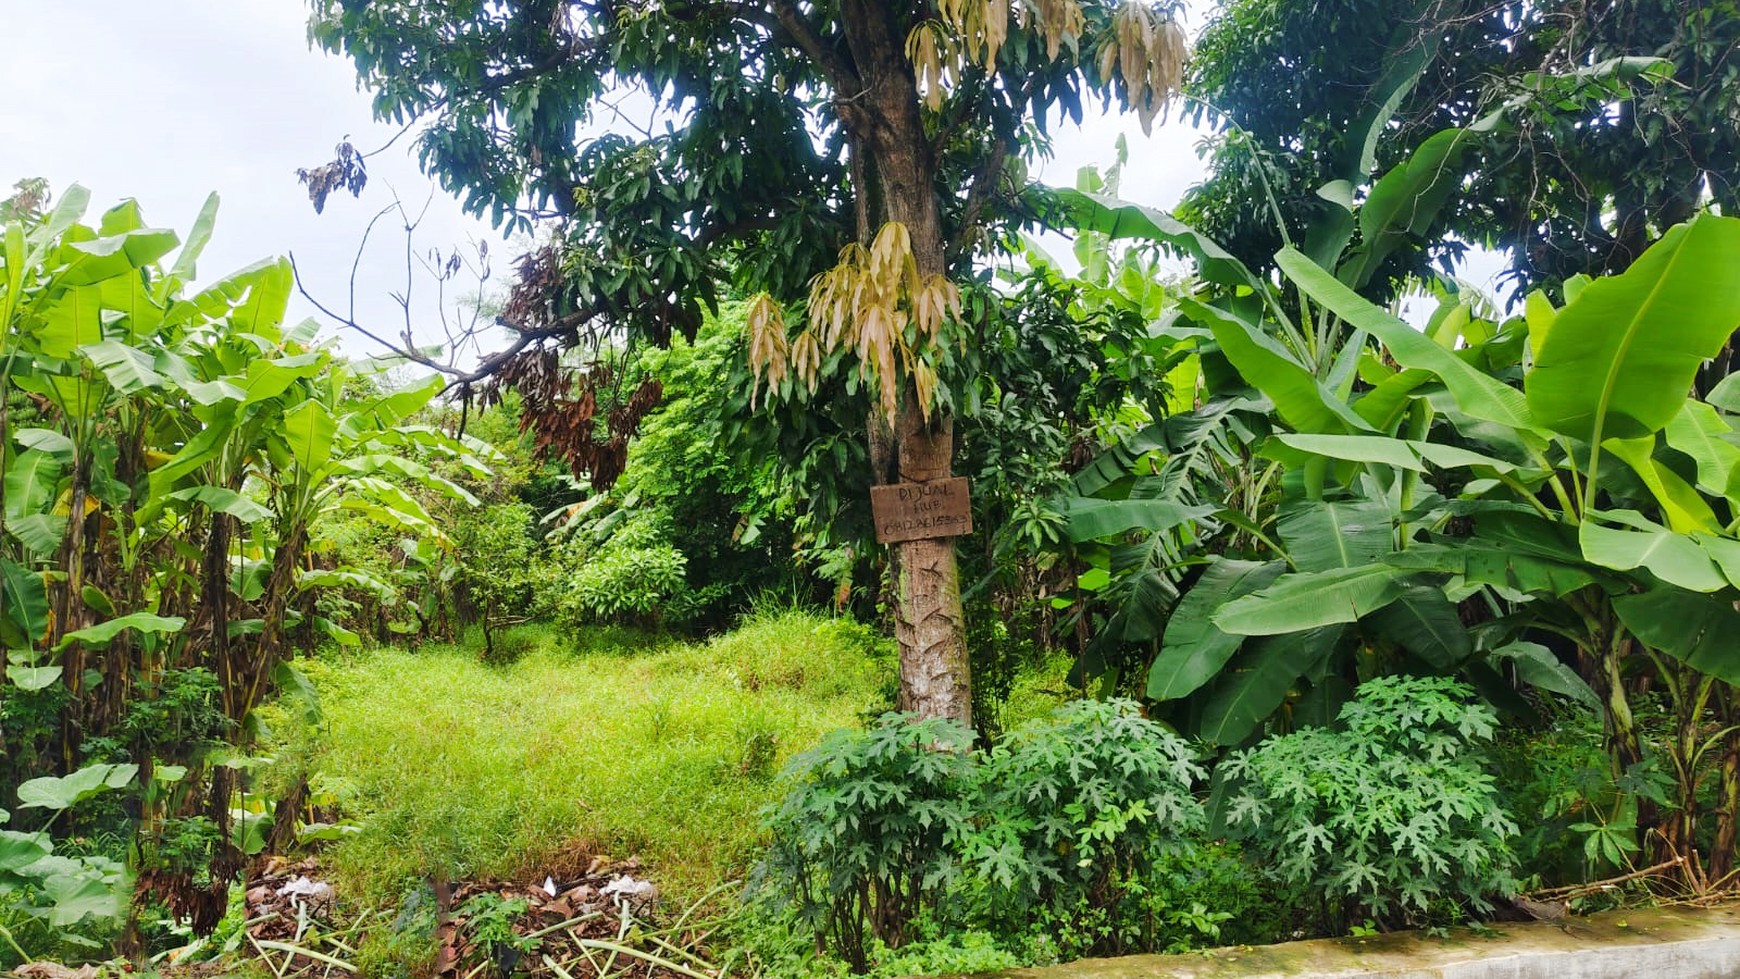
[1269,214,1740,880]
[1045,57,1674,743]
[2,184,493,942]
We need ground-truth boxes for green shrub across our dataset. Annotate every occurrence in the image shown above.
[759,700,1233,970]
[967,700,1204,925]
[571,543,688,622]
[760,713,978,973]
[1222,676,1520,927]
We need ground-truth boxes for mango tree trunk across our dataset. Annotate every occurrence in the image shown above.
[841,0,973,726]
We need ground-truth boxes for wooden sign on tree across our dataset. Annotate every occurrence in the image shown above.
[870,478,973,544]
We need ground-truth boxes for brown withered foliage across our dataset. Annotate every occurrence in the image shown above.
[295,141,368,214]
[475,244,673,489]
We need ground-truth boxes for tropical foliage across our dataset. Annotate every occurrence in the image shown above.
[0,185,486,952]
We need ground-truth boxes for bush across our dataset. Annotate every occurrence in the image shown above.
[536,513,694,627]
[1222,676,1520,927]
[966,700,1204,939]
[571,543,688,622]
[759,701,1230,971]
[760,714,978,973]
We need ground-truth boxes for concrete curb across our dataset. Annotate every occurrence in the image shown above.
[962,904,1740,978]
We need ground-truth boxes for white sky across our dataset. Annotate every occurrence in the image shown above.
[1,2,1502,363]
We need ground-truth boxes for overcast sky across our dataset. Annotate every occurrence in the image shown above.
[1,1,1222,364]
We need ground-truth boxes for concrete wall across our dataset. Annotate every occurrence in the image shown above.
[965,904,1740,979]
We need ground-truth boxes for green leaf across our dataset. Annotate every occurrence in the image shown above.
[0,558,48,645]
[4,449,63,519]
[166,192,220,290]
[8,514,67,558]
[1266,433,1425,472]
[81,338,166,394]
[16,763,138,810]
[1149,559,1285,701]
[1276,499,1394,572]
[1490,642,1598,708]
[1213,565,1407,635]
[57,612,187,650]
[1579,513,1726,593]
[1365,585,1471,669]
[144,403,238,507]
[1664,400,1740,497]
[11,428,74,460]
[166,486,274,523]
[1613,588,1740,686]
[1198,626,1345,745]
[281,398,337,473]
[1602,436,1718,533]
[1049,189,1263,292]
[273,661,323,723]
[1384,542,1596,597]
[1276,247,1533,431]
[32,285,103,359]
[1064,498,1216,541]
[1186,297,1372,434]
[1708,374,1740,414]
[1528,215,1740,441]
[1341,123,1492,288]
[61,226,180,286]
[6,665,63,692]
[0,830,52,872]
[43,868,124,927]
[240,352,327,406]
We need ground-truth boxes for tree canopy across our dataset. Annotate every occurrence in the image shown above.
[307,0,1188,724]
[1180,0,1740,299]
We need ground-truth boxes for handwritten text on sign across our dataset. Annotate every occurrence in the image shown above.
[870,478,973,544]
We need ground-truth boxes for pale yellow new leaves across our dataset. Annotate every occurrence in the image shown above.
[906,1,1185,130]
[1099,2,1187,133]
[746,223,962,425]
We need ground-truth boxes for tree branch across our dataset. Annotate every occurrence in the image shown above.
[765,0,860,94]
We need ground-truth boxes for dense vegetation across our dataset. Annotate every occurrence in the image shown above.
[5,0,1740,977]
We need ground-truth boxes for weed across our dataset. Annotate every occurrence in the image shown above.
[280,610,889,905]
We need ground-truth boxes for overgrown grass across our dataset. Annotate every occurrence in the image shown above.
[284,610,894,902]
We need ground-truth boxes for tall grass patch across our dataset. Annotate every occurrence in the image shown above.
[288,611,891,902]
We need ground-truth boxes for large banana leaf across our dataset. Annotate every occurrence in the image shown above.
[1384,542,1598,598]
[1579,511,1726,593]
[1275,247,1534,431]
[4,449,62,519]
[1528,215,1740,442]
[1213,564,1407,635]
[1276,499,1393,572]
[1665,400,1740,498]
[1184,297,1372,435]
[1614,588,1740,686]
[1602,436,1719,533]
[1148,559,1285,701]
[1064,498,1216,542]
[281,399,337,474]
[1198,625,1346,745]
[1490,641,1599,708]
[56,612,186,651]
[0,558,48,647]
[1366,584,1471,669]
[1049,189,1263,292]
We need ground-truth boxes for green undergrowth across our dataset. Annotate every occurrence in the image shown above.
[279,610,894,904]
